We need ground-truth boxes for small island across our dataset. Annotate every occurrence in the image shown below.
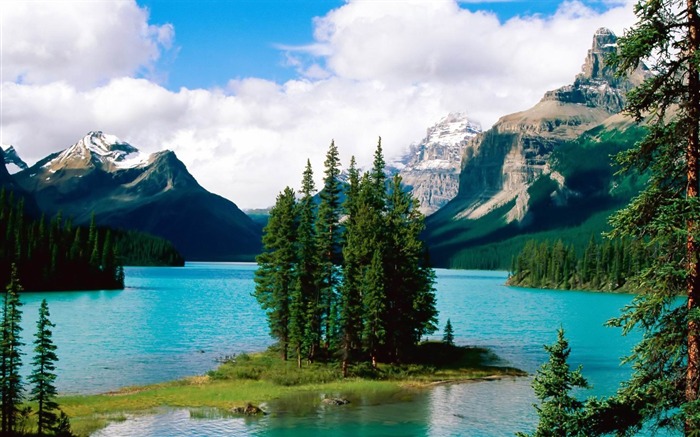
[58,343,524,436]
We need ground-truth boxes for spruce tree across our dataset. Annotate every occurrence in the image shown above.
[518,328,589,437]
[1,264,24,435]
[598,0,700,433]
[254,188,298,361]
[29,299,59,436]
[339,157,364,376]
[443,319,454,346]
[316,141,343,355]
[294,161,317,365]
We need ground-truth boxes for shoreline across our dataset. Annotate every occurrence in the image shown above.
[58,346,526,436]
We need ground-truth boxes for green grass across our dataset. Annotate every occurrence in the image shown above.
[56,344,524,436]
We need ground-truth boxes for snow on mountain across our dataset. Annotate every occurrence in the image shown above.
[397,112,482,215]
[2,144,29,174]
[46,131,149,171]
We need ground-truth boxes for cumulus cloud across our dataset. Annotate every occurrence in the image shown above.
[0,0,174,88]
[1,0,637,209]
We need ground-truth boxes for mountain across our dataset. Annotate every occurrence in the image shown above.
[396,113,481,215]
[15,131,262,261]
[424,28,650,268]
[2,145,28,174]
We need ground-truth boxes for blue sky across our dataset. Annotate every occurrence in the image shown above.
[138,0,619,89]
[2,0,636,208]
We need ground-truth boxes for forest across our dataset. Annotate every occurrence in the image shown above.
[0,189,184,291]
[507,237,651,291]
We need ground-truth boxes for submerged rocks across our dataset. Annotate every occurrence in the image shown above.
[232,403,266,416]
[321,397,350,406]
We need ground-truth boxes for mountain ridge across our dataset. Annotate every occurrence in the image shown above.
[14,132,262,261]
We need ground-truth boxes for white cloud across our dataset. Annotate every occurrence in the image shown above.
[1,0,637,209]
[0,0,174,88]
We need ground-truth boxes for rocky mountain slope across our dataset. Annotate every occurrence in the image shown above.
[396,113,481,215]
[425,28,650,267]
[14,132,262,260]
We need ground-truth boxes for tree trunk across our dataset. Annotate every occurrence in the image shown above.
[687,1,700,434]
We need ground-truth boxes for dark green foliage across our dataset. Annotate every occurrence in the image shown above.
[1,264,24,435]
[255,139,437,372]
[0,192,122,291]
[112,230,184,266]
[254,187,298,361]
[518,328,590,437]
[508,236,651,291]
[28,299,59,436]
[443,319,454,346]
[578,0,700,434]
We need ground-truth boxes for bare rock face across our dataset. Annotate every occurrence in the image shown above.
[1,145,28,174]
[397,113,481,215]
[450,28,648,223]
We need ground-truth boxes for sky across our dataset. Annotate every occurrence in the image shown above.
[0,0,637,209]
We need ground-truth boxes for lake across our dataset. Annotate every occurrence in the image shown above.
[17,263,648,436]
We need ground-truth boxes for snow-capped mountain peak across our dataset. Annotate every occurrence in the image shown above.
[51,131,149,170]
[396,112,482,215]
[2,144,29,174]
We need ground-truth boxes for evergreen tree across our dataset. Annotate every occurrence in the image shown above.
[1,264,24,435]
[29,299,59,436]
[598,0,700,433]
[383,174,437,361]
[443,319,454,346]
[518,328,589,437]
[315,141,343,355]
[254,188,298,361]
[294,161,318,365]
[362,248,386,368]
[339,157,364,376]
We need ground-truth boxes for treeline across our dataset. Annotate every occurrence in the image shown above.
[0,189,184,291]
[114,231,184,267]
[0,190,124,291]
[508,236,651,291]
[255,139,437,375]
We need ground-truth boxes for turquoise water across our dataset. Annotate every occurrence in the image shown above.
[17,263,648,435]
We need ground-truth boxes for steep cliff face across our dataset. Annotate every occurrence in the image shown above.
[451,28,647,223]
[397,113,481,215]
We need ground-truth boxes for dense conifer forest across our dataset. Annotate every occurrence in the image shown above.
[507,237,651,291]
[0,189,184,291]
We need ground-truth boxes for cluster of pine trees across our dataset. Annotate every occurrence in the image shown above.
[0,190,124,291]
[254,139,438,374]
[0,189,185,291]
[114,231,185,267]
[1,266,72,436]
[508,237,651,291]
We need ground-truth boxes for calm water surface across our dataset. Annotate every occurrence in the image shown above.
[18,263,653,436]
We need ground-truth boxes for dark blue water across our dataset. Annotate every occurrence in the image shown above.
[17,263,650,436]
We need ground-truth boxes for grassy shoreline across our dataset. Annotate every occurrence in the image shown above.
[58,343,525,436]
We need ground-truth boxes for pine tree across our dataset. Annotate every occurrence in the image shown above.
[254,187,298,361]
[599,0,700,433]
[29,299,60,436]
[518,328,589,437]
[443,319,454,346]
[1,264,24,435]
[339,157,364,376]
[316,141,343,356]
[362,248,386,369]
[294,160,317,365]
